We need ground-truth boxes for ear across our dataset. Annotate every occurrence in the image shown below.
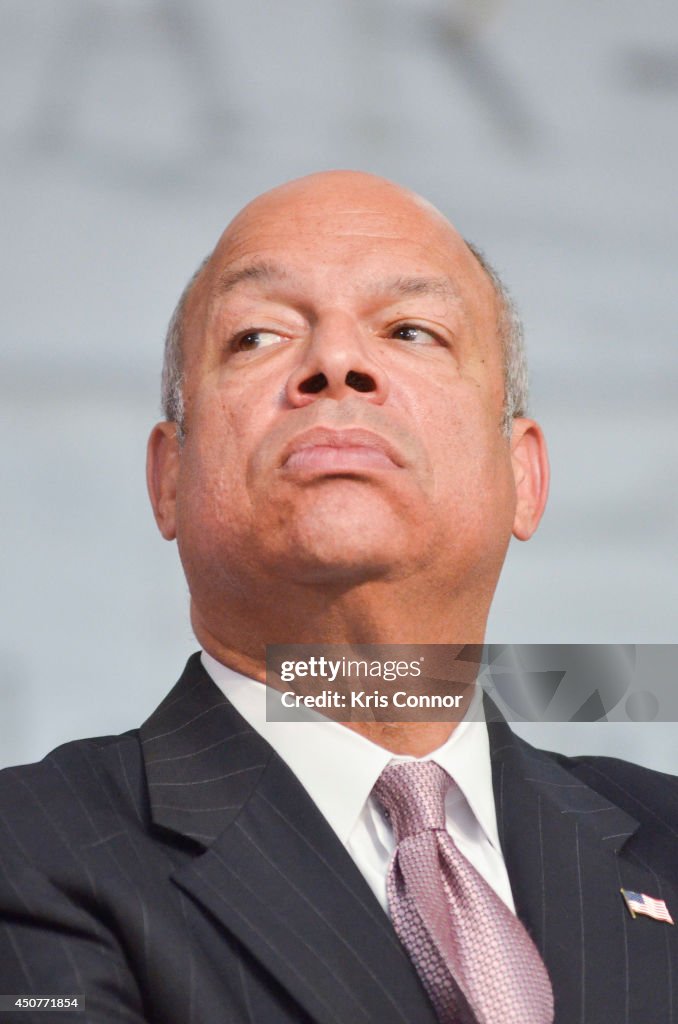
[146,422,181,541]
[510,418,549,541]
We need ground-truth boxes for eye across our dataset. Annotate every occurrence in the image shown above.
[390,323,440,346]
[232,329,286,352]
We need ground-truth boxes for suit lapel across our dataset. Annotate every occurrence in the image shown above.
[140,655,437,1024]
[487,708,678,1024]
[141,658,678,1024]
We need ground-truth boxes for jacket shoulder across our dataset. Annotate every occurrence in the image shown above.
[0,731,148,866]
[558,752,678,824]
[542,750,678,875]
[503,734,678,876]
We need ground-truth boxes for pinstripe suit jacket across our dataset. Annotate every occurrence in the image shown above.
[1,652,677,1023]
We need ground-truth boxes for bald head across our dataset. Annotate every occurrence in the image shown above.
[220,171,452,248]
[161,171,527,439]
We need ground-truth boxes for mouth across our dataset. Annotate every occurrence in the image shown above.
[281,427,403,474]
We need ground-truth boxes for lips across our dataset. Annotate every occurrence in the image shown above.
[281,427,403,473]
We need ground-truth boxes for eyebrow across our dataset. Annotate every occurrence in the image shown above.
[375,275,461,302]
[215,261,461,304]
[216,260,291,295]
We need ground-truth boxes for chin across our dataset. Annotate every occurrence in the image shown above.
[273,533,410,585]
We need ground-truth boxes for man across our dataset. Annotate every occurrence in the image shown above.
[1,171,677,1023]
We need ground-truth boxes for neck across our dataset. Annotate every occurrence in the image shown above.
[343,720,466,756]
[192,577,490,757]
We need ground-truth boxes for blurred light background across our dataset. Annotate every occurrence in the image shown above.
[1,0,676,770]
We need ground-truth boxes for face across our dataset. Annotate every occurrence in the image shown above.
[148,172,547,616]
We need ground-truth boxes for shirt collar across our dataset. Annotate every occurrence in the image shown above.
[201,650,501,852]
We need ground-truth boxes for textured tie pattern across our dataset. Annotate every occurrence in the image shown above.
[374,761,554,1024]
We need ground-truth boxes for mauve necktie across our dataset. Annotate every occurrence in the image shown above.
[373,761,554,1024]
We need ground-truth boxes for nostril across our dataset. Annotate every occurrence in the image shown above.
[299,372,328,395]
[346,370,376,393]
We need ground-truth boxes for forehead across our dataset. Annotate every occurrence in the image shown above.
[184,178,499,357]
[209,182,483,289]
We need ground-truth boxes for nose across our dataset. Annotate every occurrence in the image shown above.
[285,315,389,407]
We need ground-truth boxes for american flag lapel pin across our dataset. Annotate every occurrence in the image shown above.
[621,889,674,925]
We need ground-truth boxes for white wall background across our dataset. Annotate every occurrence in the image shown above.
[1,0,676,770]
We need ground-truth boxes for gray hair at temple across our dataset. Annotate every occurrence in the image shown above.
[160,244,528,444]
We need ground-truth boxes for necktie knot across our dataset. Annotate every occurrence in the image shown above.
[373,760,449,842]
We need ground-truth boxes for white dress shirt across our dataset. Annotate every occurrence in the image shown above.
[201,651,516,915]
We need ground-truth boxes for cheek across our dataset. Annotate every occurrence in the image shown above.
[418,383,515,516]
[190,379,254,465]
[177,371,284,537]
[411,377,496,453]
[176,450,232,546]
[176,413,246,531]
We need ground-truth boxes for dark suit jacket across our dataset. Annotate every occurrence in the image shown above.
[1,653,677,1023]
